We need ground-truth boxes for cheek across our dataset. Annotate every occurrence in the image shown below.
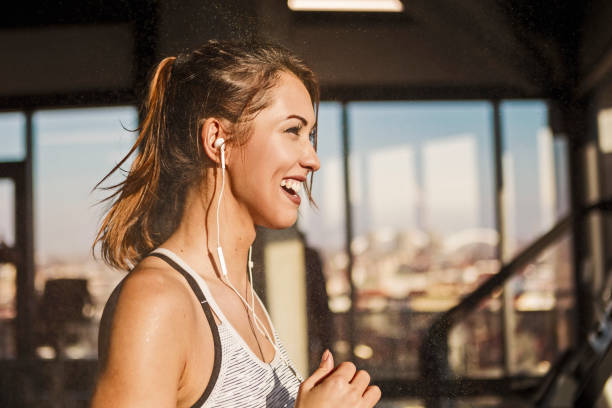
[250,138,293,176]
[229,150,272,198]
[230,133,297,199]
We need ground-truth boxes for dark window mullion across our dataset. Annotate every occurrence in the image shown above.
[341,102,356,363]
[15,110,35,358]
[493,100,516,376]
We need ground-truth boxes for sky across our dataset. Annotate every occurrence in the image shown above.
[32,107,137,263]
[0,101,566,263]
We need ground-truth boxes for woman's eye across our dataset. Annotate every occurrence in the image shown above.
[286,126,301,135]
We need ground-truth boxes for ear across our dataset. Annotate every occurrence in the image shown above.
[201,117,228,166]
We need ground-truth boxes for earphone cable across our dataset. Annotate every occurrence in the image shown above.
[221,266,303,379]
[216,151,225,251]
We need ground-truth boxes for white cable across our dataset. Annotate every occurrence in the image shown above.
[222,265,276,350]
[216,150,223,248]
[216,149,226,276]
[248,246,255,330]
[221,254,303,381]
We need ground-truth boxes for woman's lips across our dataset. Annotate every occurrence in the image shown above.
[281,186,301,205]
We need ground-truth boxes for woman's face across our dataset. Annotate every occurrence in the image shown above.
[227,71,320,229]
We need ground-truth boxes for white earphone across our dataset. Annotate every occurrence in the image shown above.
[214,137,226,169]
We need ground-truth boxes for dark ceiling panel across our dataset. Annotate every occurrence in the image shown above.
[0,0,155,28]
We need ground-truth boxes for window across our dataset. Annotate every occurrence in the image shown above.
[507,233,574,375]
[299,99,574,382]
[33,107,137,359]
[0,179,15,248]
[501,101,570,259]
[0,97,575,396]
[0,111,24,358]
[347,102,495,378]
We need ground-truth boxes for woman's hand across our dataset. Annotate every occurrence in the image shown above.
[296,350,381,408]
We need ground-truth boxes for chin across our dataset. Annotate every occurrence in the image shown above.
[256,211,298,230]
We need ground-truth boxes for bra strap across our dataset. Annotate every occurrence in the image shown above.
[148,252,221,407]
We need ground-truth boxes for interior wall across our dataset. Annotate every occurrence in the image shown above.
[0,24,134,96]
[594,78,612,286]
[255,0,544,92]
[579,0,612,81]
[582,0,612,312]
[0,0,561,100]
[157,0,257,58]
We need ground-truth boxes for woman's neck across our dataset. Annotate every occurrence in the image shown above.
[163,178,256,289]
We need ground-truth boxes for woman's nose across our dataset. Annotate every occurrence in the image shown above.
[301,142,320,172]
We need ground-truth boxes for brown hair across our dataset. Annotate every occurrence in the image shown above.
[94,40,320,270]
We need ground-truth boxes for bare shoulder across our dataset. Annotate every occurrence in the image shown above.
[118,256,194,316]
[101,256,197,360]
[92,256,198,407]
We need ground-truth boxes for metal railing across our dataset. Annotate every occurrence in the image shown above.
[418,198,612,405]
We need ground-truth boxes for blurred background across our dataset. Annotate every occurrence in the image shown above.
[0,1,611,407]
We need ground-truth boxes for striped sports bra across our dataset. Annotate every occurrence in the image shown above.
[149,248,301,408]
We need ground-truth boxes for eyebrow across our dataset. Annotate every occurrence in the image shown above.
[287,114,309,126]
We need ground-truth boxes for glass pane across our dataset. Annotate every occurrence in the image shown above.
[508,233,575,375]
[0,178,17,358]
[448,235,575,379]
[0,112,26,162]
[501,101,566,260]
[449,298,503,377]
[296,102,348,367]
[0,179,15,247]
[347,101,496,379]
[33,106,137,359]
[553,137,570,219]
[0,263,16,358]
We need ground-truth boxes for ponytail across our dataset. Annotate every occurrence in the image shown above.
[93,57,176,270]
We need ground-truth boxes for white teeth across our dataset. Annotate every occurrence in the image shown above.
[281,179,303,194]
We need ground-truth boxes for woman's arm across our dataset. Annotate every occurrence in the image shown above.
[91,267,193,407]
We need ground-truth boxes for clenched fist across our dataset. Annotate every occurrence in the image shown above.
[296,350,381,408]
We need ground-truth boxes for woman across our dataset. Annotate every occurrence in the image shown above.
[91,40,381,408]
